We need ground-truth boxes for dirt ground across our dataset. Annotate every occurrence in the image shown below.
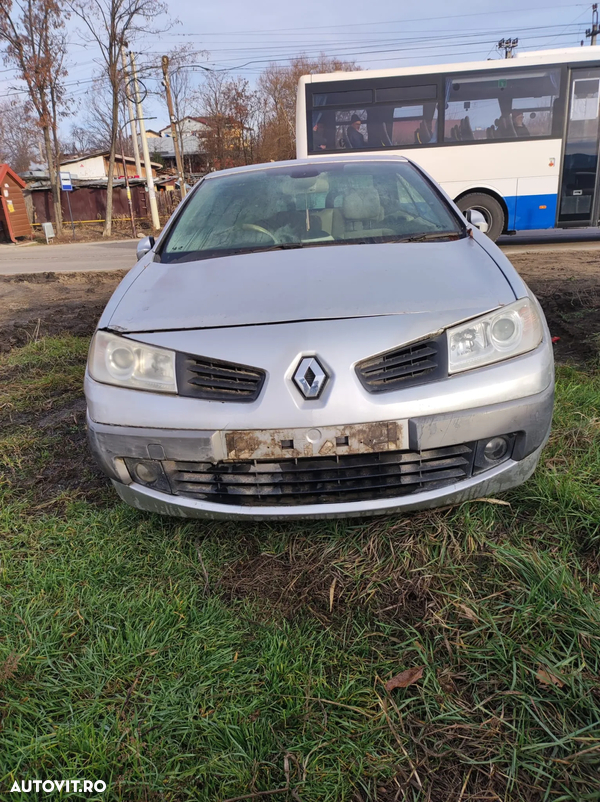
[0,250,598,362]
[509,250,600,363]
[0,270,128,353]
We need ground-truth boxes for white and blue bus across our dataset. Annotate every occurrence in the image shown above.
[296,47,600,239]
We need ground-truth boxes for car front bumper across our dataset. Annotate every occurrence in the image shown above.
[87,381,553,520]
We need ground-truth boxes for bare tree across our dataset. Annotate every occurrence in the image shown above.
[70,76,131,155]
[223,77,258,166]
[66,125,99,155]
[47,20,68,189]
[257,55,359,162]
[198,72,258,170]
[0,99,39,172]
[158,45,202,173]
[197,72,227,170]
[0,0,68,233]
[65,0,167,235]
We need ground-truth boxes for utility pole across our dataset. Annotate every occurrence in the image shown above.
[587,4,599,45]
[161,55,187,198]
[129,51,161,232]
[119,131,137,238]
[121,45,143,179]
[498,38,519,58]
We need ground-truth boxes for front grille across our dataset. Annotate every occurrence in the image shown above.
[356,334,447,393]
[176,353,266,402]
[164,442,475,506]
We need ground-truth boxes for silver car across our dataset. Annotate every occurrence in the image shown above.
[85,155,554,520]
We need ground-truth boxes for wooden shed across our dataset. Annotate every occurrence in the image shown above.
[0,164,32,243]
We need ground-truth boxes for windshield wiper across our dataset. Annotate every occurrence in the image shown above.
[230,242,306,255]
[394,231,461,243]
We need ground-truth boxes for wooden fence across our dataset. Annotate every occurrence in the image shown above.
[28,185,183,227]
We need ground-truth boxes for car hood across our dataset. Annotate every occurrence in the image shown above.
[107,238,516,333]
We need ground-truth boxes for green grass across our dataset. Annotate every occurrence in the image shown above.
[1,337,600,801]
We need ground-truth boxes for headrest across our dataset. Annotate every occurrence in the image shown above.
[308,176,329,193]
[342,188,382,220]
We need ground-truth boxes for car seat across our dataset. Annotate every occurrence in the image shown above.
[495,115,517,138]
[340,188,395,238]
[449,116,474,141]
[414,119,433,144]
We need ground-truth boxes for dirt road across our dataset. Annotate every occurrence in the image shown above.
[0,240,138,275]
[0,250,598,363]
[2,230,600,276]
[497,227,600,253]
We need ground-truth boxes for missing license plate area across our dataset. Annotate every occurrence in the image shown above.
[225,420,408,460]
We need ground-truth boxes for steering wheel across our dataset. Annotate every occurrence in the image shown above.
[240,223,277,243]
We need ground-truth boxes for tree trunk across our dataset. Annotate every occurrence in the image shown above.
[103,80,120,238]
[50,86,64,234]
[43,124,63,236]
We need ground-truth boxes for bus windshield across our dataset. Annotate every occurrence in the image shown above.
[160,161,463,263]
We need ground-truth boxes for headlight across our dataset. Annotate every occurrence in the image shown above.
[448,297,543,374]
[88,330,177,393]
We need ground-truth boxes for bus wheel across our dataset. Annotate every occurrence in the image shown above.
[456,194,505,241]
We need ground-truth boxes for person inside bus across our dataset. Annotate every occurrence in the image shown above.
[511,110,531,137]
[346,114,366,148]
[312,121,328,150]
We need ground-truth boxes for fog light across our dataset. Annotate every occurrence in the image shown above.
[133,461,160,484]
[123,457,172,493]
[483,437,509,461]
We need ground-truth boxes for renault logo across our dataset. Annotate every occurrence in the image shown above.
[293,356,329,399]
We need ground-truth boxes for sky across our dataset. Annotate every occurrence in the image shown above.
[0,0,596,137]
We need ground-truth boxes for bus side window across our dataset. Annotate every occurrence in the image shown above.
[390,103,439,146]
[311,110,337,151]
[368,106,393,147]
[333,110,368,149]
[444,69,561,142]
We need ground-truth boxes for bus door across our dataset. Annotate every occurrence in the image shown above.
[559,68,600,225]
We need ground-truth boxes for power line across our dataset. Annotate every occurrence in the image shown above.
[1,17,588,97]
[522,5,591,50]
[1,23,587,89]
[154,23,588,44]
[160,31,589,72]
[134,26,588,69]
[161,3,589,36]
[152,24,588,55]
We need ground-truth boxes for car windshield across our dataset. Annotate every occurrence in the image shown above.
[159,161,463,263]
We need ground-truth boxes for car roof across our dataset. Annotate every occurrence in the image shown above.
[203,154,411,180]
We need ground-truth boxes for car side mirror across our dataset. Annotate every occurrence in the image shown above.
[463,209,489,234]
[136,236,155,261]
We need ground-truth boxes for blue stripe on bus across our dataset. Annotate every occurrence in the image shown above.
[504,194,558,231]
[504,196,518,231]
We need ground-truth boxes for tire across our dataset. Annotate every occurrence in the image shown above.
[455,193,505,241]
